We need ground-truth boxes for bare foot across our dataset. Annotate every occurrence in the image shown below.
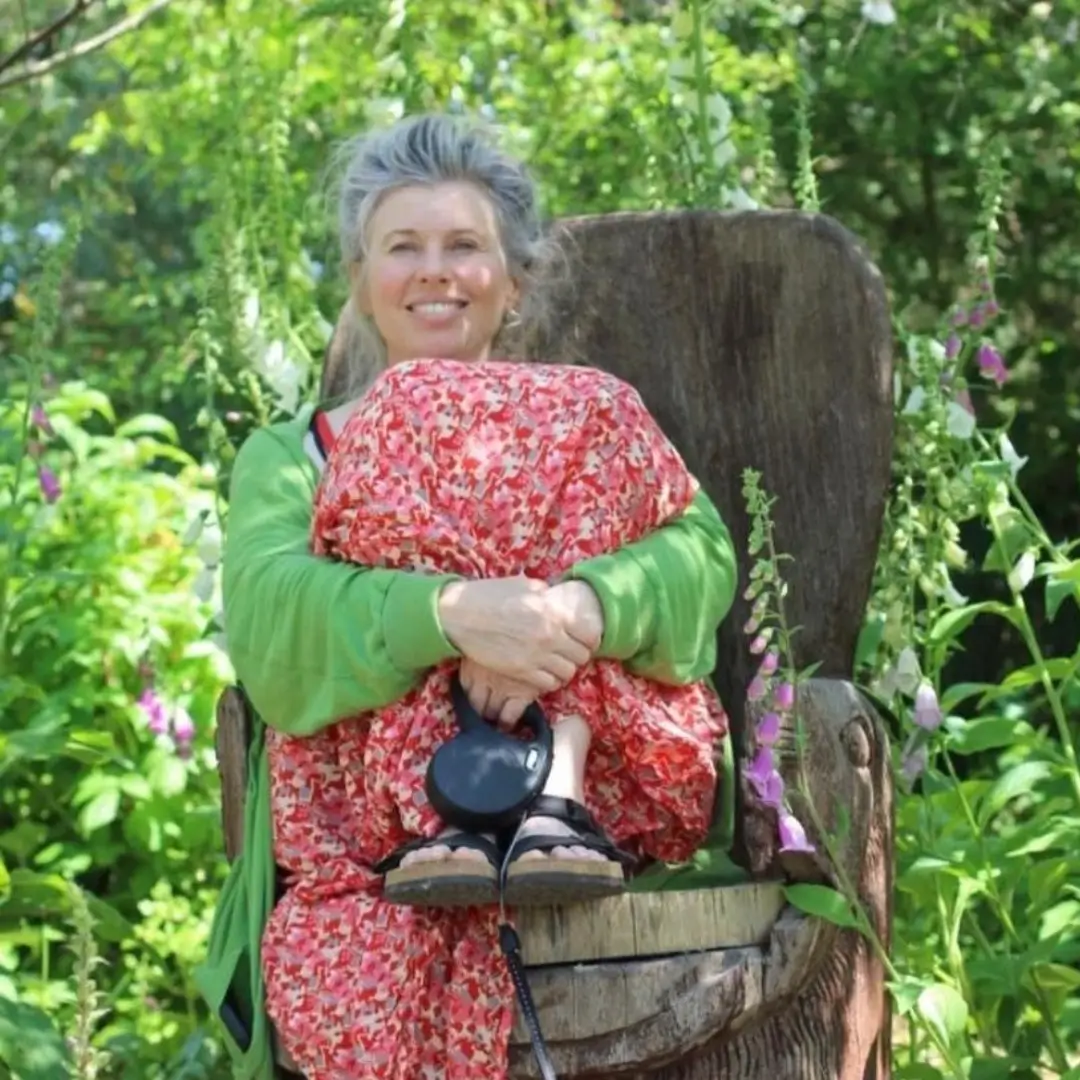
[513,816,610,864]
[398,828,494,868]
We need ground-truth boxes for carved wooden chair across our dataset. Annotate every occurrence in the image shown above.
[215,209,895,1079]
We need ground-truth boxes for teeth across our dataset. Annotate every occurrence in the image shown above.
[412,302,461,314]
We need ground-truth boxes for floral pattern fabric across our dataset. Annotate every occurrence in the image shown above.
[263,360,728,1079]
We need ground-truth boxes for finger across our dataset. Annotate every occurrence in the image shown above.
[519,669,561,695]
[540,655,578,687]
[468,684,493,716]
[499,698,529,729]
[555,637,592,668]
[484,694,507,722]
[459,665,474,694]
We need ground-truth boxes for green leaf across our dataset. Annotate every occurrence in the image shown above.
[945,717,1033,755]
[1045,573,1076,622]
[0,854,8,903]
[115,413,179,442]
[916,983,969,1048]
[939,682,999,713]
[980,761,1054,823]
[147,750,189,798]
[1000,658,1076,690]
[78,788,120,834]
[1026,962,1080,992]
[1039,899,1080,941]
[783,884,862,930]
[0,997,69,1080]
[927,602,1020,648]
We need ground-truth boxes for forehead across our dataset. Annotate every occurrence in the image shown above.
[369,181,501,238]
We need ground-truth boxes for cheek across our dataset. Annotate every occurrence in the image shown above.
[459,260,510,308]
[367,262,412,314]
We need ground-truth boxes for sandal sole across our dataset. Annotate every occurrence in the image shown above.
[384,863,498,908]
[502,861,626,907]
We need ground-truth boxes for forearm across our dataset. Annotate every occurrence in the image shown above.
[566,488,738,684]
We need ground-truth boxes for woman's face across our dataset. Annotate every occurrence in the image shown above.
[354,181,520,366]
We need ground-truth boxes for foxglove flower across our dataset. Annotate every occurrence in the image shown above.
[976,343,1008,387]
[38,465,60,504]
[139,689,170,736]
[913,682,942,731]
[774,681,795,711]
[779,813,816,853]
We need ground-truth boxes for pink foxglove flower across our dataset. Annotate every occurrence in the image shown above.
[976,343,1008,387]
[756,712,781,746]
[747,675,768,702]
[774,681,795,711]
[779,813,816,853]
[138,689,170,736]
[901,744,928,786]
[913,682,942,732]
[758,650,780,677]
[173,707,196,744]
[38,465,61,504]
[31,403,53,436]
[746,748,784,808]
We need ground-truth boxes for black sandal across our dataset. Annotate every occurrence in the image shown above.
[376,832,501,908]
[501,795,637,907]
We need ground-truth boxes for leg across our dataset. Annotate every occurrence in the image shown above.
[503,715,635,906]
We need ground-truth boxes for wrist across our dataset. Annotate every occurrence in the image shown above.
[437,580,468,651]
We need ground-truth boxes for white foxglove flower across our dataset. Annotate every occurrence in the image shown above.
[903,386,927,415]
[193,566,217,603]
[999,433,1028,478]
[243,293,260,331]
[1008,551,1036,593]
[945,400,976,440]
[895,646,921,695]
[726,187,760,211]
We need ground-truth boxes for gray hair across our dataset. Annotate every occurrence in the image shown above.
[327,113,565,399]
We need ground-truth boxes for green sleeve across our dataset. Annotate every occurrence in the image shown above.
[567,488,738,686]
[221,423,461,737]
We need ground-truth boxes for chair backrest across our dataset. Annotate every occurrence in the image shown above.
[321,210,894,751]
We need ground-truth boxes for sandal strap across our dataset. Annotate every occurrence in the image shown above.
[374,831,501,874]
[505,796,637,869]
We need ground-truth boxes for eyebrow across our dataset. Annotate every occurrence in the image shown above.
[384,227,483,241]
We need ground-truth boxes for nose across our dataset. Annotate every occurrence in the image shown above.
[417,244,449,281]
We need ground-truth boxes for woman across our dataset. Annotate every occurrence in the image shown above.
[198,115,738,1080]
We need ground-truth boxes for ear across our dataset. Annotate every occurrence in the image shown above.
[349,261,373,317]
[506,276,522,315]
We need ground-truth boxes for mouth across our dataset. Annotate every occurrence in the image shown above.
[406,300,468,315]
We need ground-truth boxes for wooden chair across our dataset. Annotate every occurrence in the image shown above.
[215,209,895,1079]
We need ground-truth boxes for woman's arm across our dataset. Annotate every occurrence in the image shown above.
[565,488,739,685]
[222,424,461,736]
[225,423,736,735]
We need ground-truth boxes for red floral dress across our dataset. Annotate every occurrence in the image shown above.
[262,360,728,1079]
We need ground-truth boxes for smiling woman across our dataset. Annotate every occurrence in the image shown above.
[201,114,739,1080]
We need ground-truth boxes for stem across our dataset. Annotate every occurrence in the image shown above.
[986,511,1080,812]
[688,0,714,196]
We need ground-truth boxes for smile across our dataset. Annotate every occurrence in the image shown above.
[407,301,467,314]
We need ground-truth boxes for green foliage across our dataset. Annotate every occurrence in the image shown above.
[1,0,1079,1076]
[0,248,229,1070]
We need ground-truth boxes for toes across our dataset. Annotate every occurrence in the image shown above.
[400,845,449,867]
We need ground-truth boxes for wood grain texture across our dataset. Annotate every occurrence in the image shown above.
[517,883,784,966]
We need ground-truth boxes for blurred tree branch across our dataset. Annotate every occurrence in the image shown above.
[0,0,175,91]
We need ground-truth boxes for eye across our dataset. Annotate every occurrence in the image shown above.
[451,237,480,251]
[389,241,417,253]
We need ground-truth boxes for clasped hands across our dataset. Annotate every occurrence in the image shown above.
[437,577,604,729]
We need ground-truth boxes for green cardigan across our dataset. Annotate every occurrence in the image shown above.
[195,405,739,1080]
